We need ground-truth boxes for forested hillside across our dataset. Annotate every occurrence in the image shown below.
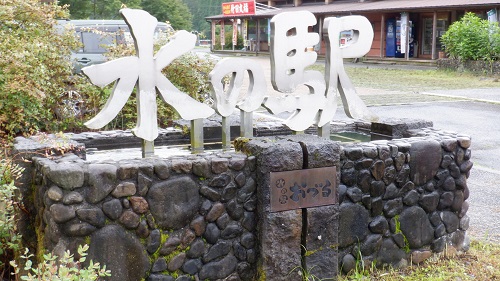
[183,0,225,39]
[59,0,194,30]
[57,0,226,38]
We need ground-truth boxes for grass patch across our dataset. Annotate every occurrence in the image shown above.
[338,239,500,281]
[359,94,461,106]
[308,65,500,91]
[347,68,499,91]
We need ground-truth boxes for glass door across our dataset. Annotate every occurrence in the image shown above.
[421,16,448,55]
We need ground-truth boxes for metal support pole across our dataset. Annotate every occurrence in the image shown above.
[190,118,204,153]
[318,16,323,55]
[318,122,330,139]
[404,12,410,61]
[222,117,231,150]
[431,12,438,60]
[380,14,385,58]
[405,21,410,60]
[240,111,253,138]
[142,140,155,158]
[256,20,260,55]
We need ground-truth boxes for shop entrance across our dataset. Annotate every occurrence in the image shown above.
[421,14,448,56]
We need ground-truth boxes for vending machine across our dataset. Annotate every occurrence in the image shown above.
[386,18,415,58]
[386,19,396,57]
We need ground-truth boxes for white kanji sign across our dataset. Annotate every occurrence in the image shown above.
[264,11,377,132]
[82,9,214,142]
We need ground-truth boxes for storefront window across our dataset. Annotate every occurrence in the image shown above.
[422,17,448,55]
[248,20,256,40]
[259,19,269,44]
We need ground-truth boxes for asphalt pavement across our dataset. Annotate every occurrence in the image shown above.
[368,97,500,242]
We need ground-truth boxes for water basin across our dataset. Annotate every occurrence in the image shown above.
[330,131,371,143]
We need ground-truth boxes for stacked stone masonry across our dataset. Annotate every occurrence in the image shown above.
[437,58,500,75]
[16,124,472,280]
[337,128,472,273]
[33,152,258,281]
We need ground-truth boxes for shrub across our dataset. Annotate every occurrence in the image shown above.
[11,245,111,281]
[1,150,109,280]
[0,1,216,138]
[0,150,24,279]
[441,12,500,63]
[0,0,80,140]
[228,32,245,50]
[212,30,245,50]
[0,181,22,280]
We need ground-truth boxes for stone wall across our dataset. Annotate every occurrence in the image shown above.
[238,135,341,281]
[336,128,472,273]
[437,58,500,75]
[14,123,472,280]
[32,152,258,281]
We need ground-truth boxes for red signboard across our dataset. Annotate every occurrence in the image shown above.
[222,1,256,17]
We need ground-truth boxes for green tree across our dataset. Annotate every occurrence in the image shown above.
[441,12,500,62]
[142,0,192,30]
[57,0,92,19]
[59,0,141,19]
[0,0,80,139]
[183,0,224,38]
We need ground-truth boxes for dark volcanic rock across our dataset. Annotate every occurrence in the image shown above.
[203,240,231,263]
[87,164,117,203]
[376,238,406,267]
[419,192,440,213]
[339,203,370,247]
[187,238,205,258]
[440,211,460,233]
[409,140,442,186]
[203,223,220,244]
[361,234,383,256]
[399,206,434,248]
[76,208,105,228]
[147,229,161,254]
[383,198,403,218]
[369,216,388,234]
[199,255,238,280]
[102,199,123,220]
[87,225,150,281]
[50,204,75,223]
[147,177,200,230]
[182,258,202,275]
[200,185,221,202]
[48,163,85,190]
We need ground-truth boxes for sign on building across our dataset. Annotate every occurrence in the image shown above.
[232,20,238,46]
[400,12,408,54]
[242,19,248,47]
[488,9,498,23]
[222,1,256,17]
[220,20,225,47]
